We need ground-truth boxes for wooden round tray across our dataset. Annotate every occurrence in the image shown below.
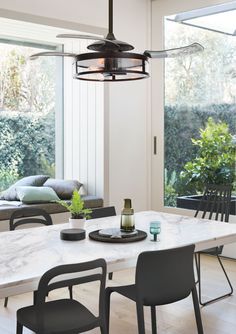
[89,229,147,243]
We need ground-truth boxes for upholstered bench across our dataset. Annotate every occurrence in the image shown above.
[0,195,103,222]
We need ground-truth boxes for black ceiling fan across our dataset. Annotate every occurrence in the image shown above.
[30,0,204,82]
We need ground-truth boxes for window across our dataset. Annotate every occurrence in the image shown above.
[164,6,236,208]
[0,17,105,198]
[0,40,59,191]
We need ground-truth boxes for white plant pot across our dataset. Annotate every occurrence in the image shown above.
[69,218,86,229]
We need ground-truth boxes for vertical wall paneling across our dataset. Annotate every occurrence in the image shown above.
[63,40,74,179]
[87,76,96,195]
[63,38,104,197]
[95,83,105,198]
[71,39,81,181]
[55,54,64,179]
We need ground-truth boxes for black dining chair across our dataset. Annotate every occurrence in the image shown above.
[4,207,53,308]
[105,245,203,334]
[68,206,116,300]
[9,207,53,230]
[90,206,116,220]
[194,183,233,306]
[16,258,107,334]
[90,206,116,280]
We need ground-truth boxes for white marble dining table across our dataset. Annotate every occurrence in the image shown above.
[1,210,236,299]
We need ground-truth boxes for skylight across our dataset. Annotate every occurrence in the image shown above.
[167,1,236,36]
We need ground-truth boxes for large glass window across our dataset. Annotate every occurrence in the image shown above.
[0,41,59,191]
[164,7,236,208]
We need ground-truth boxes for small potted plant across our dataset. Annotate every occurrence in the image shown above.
[58,190,92,229]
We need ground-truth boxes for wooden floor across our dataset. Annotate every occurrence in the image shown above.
[1,255,236,334]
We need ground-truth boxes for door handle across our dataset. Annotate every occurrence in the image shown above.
[154,136,157,155]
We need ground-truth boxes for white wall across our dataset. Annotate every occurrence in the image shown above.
[107,0,151,212]
[0,0,152,212]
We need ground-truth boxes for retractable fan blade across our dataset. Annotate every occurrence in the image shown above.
[56,34,121,49]
[144,43,204,58]
[30,52,77,60]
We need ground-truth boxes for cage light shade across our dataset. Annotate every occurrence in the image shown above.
[75,52,149,81]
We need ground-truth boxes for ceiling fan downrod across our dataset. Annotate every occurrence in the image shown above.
[108,0,113,37]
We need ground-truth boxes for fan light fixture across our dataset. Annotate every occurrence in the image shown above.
[30,0,204,82]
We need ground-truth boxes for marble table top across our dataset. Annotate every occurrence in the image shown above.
[1,210,236,298]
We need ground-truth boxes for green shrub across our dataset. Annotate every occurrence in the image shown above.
[164,103,236,198]
[0,111,55,190]
[180,118,235,192]
[0,167,19,192]
[164,169,177,207]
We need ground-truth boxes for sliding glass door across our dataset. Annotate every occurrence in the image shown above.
[151,0,236,217]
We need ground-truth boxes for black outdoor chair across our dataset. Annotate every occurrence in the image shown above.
[4,207,53,308]
[90,206,116,280]
[194,183,233,306]
[16,258,107,334]
[105,245,203,334]
[68,206,116,300]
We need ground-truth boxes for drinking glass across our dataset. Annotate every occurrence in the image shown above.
[149,221,161,241]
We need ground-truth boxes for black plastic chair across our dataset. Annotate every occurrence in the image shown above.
[90,206,116,220]
[105,245,203,334]
[90,206,116,280]
[9,207,53,230]
[194,184,233,306]
[4,207,53,308]
[16,258,107,334]
[68,206,116,300]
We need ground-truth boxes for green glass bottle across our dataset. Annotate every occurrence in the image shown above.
[120,198,135,232]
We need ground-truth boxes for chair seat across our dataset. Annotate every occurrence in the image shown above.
[17,299,98,334]
[199,245,223,255]
[108,284,136,301]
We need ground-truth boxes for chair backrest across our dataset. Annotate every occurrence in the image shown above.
[9,207,53,230]
[194,184,232,222]
[89,206,116,219]
[35,258,106,332]
[135,245,195,306]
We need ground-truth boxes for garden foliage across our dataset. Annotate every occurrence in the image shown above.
[0,111,55,191]
[164,104,236,206]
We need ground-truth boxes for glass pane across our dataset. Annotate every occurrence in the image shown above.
[0,43,57,191]
[164,9,236,210]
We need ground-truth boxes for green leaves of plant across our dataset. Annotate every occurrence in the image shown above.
[57,190,92,219]
[181,117,236,192]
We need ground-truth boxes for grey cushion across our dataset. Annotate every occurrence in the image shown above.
[43,179,82,199]
[0,175,50,201]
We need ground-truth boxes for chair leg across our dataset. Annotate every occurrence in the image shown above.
[150,306,157,334]
[136,302,145,334]
[4,297,8,307]
[33,290,37,304]
[194,253,199,284]
[192,286,204,334]
[100,324,108,334]
[216,254,233,295]
[197,252,233,306]
[108,272,113,280]
[16,321,23,334]
[69,286,73,299]
[105,288,112,333]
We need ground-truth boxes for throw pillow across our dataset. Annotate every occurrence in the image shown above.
[16,186,60,204]
[0,175,50,201]
[43,179,82,199]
